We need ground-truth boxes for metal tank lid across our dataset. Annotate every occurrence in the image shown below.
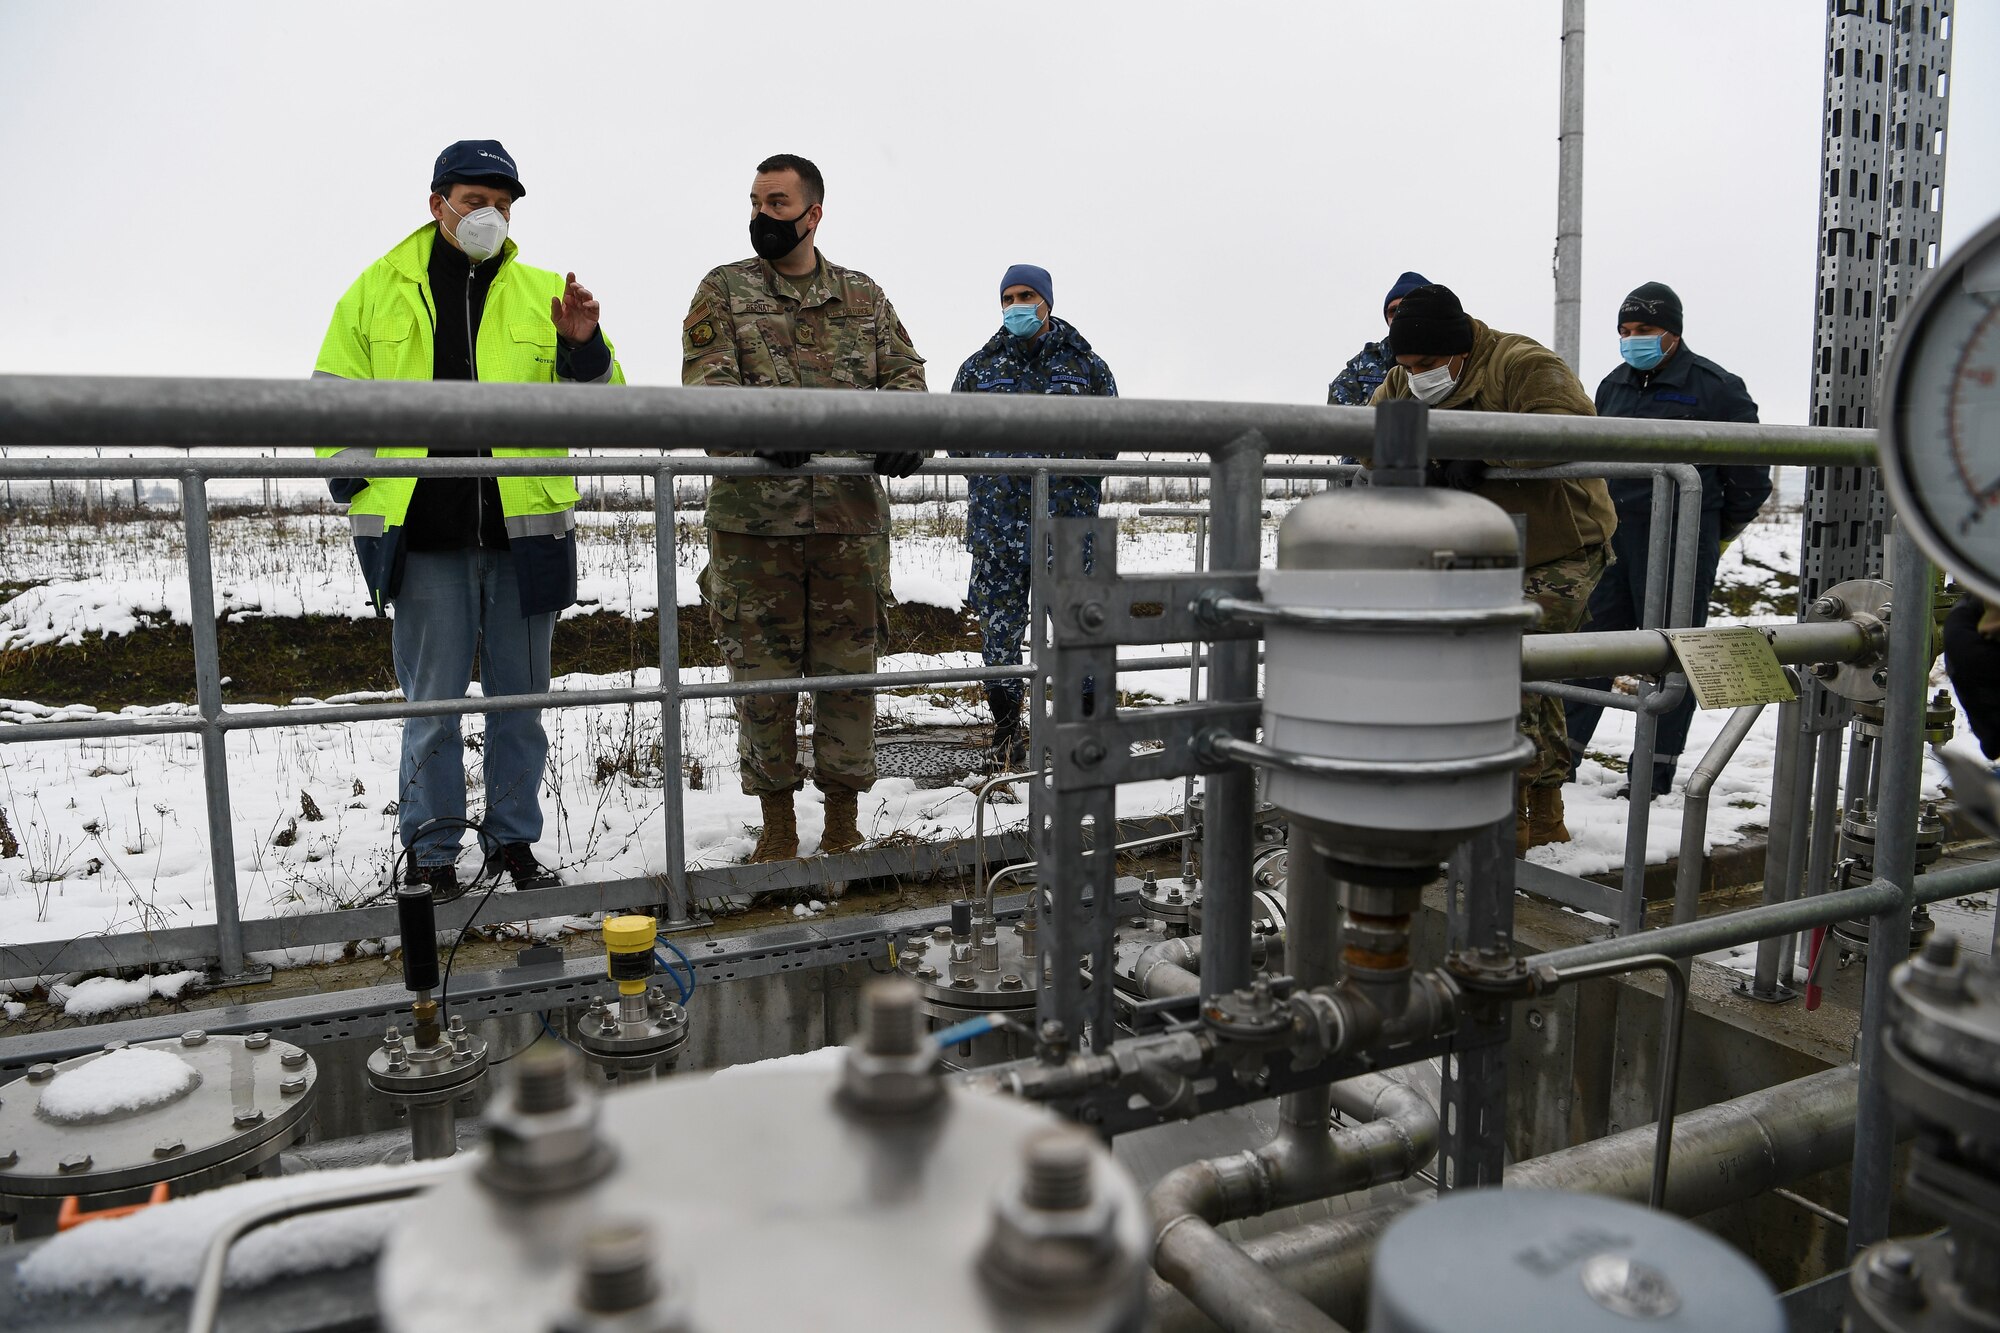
[1369,1188,1781,1333]
[0,1032,315,1198]
[1276,487,1519,571]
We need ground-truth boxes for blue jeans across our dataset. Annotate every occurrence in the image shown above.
[392,550,555,866]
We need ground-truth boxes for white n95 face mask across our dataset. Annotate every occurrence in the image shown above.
[1406,362,1457,405]
[445,199,508,263]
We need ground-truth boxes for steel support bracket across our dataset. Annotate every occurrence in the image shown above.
[1051,701,1258,790]
[1048,571,1262,647]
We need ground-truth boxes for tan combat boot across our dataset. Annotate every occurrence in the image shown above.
[748,791,799,863]
[820,784,863,856]
[1525,786,1573,849]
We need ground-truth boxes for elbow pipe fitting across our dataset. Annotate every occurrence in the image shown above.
[1134,936,1204,1000]
[1147,1071,1440,1333]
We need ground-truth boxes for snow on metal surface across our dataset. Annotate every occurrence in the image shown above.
[34,1047,199,1123]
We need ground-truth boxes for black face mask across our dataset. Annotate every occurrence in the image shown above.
[749,210,806,262]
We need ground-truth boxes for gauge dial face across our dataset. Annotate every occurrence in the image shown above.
[1885,215,2000,602]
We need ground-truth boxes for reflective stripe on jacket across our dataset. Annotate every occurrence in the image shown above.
[312,223,624,614]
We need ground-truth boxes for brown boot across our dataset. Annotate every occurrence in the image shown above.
[1525,786,1573,849]
[820,784,863,855]
[748,791,798,863]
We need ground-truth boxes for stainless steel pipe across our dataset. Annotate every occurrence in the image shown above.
[1148,1071,1437,1333]
[0,373,1878,466]
[1149,1064,1862,1332]
[1520,620,1870,682]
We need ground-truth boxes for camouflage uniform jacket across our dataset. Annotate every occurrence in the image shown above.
[948,317,1118,548]
[683,255,927,536]
[1327,336,1394,406]
[1372,318,1617,567]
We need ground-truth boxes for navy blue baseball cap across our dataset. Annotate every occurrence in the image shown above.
[431,140,525,199]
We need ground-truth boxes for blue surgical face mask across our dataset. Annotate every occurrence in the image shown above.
[1620,335,1667,371]
[1002,304,1045,338]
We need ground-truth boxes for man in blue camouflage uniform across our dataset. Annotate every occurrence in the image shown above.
[1327,270,1431,406]
[950,264,1117,769]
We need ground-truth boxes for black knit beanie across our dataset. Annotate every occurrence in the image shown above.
[1387,285,1474,356]
[1618,282,1684,336]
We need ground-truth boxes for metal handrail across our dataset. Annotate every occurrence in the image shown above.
[0,373,1879,465]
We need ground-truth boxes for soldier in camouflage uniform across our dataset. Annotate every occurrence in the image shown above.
[948,264,1118,769]
[1371,285,1616,854]
[684,154,927,863]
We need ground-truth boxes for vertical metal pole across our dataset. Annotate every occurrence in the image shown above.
[655,465,695,930]
[1849,521,1931,1253]
[1801,726,1847,907]
[1553,0,1586,372]
[1751,698,1805,998]
[1617,472,1672,934]
[1278,826,1339,1132]
[1028,467,1051,883]
[1440,819,1515,1189]
[1181,514,1208,884]
[1198,433,1266,998]
[182,472,260,985]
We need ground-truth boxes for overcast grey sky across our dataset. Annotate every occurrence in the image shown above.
[2,0,1995,425]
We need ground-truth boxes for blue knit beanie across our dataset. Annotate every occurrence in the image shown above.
[1000,263,1053,309]
[1383,270,1431,318]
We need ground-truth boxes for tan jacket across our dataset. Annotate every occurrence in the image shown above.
[1373,319,1617,567]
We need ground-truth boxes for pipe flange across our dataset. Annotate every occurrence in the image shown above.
[1803,578,1891,702]
[1202,980,1293,1045]
[1447,947,1534,999]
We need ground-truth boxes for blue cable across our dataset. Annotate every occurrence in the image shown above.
[931,1014,1002,1048]
[654,944,696,1004]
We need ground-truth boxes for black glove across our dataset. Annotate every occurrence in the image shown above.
[1428,460,1487,491]
[755,449,815,469]
[873,451,925,478]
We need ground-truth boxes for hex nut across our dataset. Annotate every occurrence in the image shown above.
[281,1049,308,1069]
[0,1147,18,1168]
[102,1039,129,1053]
[982,1133,1125,1294]
[1862,1243,1925,1308]
[281,1076,308,1096]
[233,1107,266,1127]
[478,1051,616,1198]
[154,1138,185,1158]
[26,1064,55,1084]
[58,1153,92,1174]
[245,1032,271,1050]
[180,1031,208,1047]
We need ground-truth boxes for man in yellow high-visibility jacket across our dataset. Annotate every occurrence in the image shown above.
[314,140,622,895]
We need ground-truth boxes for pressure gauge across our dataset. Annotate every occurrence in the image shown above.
[1882,212,2000,602]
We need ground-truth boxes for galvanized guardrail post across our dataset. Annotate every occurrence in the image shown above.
[1197,431,1267,998]
[180,469,268,986]
[653,460,701,931]
[1847,519,1932,1252]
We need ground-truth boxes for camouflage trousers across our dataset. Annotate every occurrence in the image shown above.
[1521,543,1611,788]
[703,530,889,796]
[969,536,1033,722]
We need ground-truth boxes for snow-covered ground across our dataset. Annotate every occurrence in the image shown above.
[0,497,1972,1008]
[0,505,1240,999]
